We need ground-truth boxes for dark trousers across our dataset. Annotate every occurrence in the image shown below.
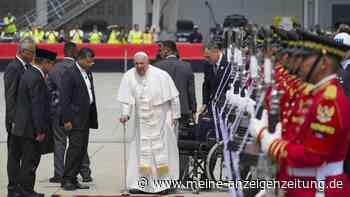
[8,135,41,191]
[53,120,91,178]
[19,138,41,191]
[63,129,89,183]
[7,134,23,189]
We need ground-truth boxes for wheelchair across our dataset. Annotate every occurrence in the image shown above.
[177,112,261,196]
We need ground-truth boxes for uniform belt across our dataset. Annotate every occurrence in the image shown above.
[287,160,344,177]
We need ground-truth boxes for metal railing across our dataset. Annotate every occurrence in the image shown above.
[16,0,102,30]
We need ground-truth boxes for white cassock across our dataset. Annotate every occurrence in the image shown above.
[117,65,181,193]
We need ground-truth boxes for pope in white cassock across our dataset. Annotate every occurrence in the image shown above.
[117,52,181,194]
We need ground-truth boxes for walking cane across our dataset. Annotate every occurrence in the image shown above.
[121,122,130,196]
[121,48,130,196]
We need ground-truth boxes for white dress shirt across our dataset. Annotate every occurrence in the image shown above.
[16,55,27,70]
[76,63,93,104]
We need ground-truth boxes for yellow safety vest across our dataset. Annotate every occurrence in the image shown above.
[20,31,32,39]
[107,31,121,44]
[89,32,102,44]
[70,30,83,44]
[120,34,128,44]
[33,30,45,43]
[47,31,58,44]
[143,33,152,44]
[3,16,16,33]
[130,31,142,44]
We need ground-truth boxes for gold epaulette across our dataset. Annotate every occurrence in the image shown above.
[303,84,314,95]
[323,85,337,100]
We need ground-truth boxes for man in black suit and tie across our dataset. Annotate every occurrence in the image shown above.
[200,42,231,115]
[155,40,197,125]
[4,37,36,197]
[12,48,57,197]
[47,42,93,183]
[60,48,98,191]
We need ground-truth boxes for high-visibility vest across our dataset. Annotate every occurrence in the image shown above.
[3,16,16,33]
[107,30,121,44]
[89,32,102,44]
[46,31,58,44]
[70,29,83,44]
[129,31,142,44]
[33,30,45,43]
[143,32,152,44]
[20,31,32,39]
[120,33,128,44]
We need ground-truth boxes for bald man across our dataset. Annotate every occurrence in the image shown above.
[117,52,180,194]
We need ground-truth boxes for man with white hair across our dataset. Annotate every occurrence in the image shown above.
[117,52,180,194]
[4,37,35,197]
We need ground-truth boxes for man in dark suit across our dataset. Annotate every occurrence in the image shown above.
[12,48,57,197]
[201,42,231,115]
[3,37,36,197]
[155,40,197,125]
[47,42,93,183]
[60,48,98,191]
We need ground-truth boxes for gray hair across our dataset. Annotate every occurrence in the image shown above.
[17,37,35,54]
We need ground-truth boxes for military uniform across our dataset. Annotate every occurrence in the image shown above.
[254,30,350,197]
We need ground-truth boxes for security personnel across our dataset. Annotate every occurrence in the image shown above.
[88,25,103,44]
[45,29,59,44]
[128,24,142,44]
[142,26,153,44]
[32,25,45,43]
[3,12,17,36]
[251,30,350,196]
[20,28,33,39]
[119,27,129,44]
[69,25,84,44]
[107,25,121,44]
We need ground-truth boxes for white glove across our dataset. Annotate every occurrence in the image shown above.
[245,97,256,115]
[225,87,237,106]
[235,48,243,66]
[260,122,282,153]
[249,109,268,138]
[235,89,247,111]
[249,56,259,79]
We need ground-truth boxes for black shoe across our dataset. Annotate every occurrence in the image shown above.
[61,181,76,191]
[82,176,93,183]
[75,182,90,190]
[7,188,22,197]
[49,176,62,183]
[21,189,44,197]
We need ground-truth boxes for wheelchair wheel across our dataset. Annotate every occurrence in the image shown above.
[205,141,228,181]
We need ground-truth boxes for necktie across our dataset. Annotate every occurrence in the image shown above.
[213,64,218,75]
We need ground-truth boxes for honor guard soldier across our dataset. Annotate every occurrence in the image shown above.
[251,30,350,196]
